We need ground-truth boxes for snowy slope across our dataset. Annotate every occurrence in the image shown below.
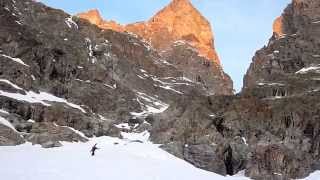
[0,113,318,180]
[0,135,250,180]
[301,171,320,180]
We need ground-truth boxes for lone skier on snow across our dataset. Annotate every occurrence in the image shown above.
[90,143,99,156]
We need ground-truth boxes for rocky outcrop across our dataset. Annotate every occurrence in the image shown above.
[77,9,124,32]
[26,122,88,148]
[183,144,227,175]
[273,16,284,38]
[78,0,233,95]
[77,9,103,25]
[0,124,25,146]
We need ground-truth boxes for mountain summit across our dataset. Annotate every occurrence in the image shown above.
[77,9,103,25]
[77,9,124,32]
[78,0,221,65]
[78,0,233,95]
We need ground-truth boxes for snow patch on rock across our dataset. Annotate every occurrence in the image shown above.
[0,79,23,90]
[54,123,88,139]
[0,54,29,67]
[131,91,169,118]
[156,84,184,94]
[0,109,9,115]
[0,116,16,132]
[296,66,320,74]
[65,16,78,29]
[104,83,117,89]
[121,130,150,143]
[258,82,285,86]
[0,90,86,113]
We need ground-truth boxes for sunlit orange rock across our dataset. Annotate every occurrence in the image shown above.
[78,9,103,25]
[273,16,284,38]
[77,10,124,32]
[78,0,221,65]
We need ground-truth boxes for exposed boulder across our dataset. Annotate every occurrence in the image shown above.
[0,124,25,146]
[25,122,88,148]
[184,144,227,175]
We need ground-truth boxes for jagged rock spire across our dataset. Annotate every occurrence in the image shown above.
[78,0,221,65]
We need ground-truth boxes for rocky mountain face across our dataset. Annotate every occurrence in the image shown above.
[0,0,210,147]
[1,0,320,180]
[78,0,233,95]
[240,0,320,179]
[140,0,320,179]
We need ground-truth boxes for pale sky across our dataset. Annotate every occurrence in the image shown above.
[41,0,291,91]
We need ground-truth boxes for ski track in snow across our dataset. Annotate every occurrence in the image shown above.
[0,136,250,180]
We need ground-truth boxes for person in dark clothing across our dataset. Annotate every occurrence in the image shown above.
[90,143,99,156]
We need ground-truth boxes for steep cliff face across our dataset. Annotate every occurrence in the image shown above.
[78,0,233,95]
[239,0,320,179]
[125,0,220,65]
[244,0,320,96]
